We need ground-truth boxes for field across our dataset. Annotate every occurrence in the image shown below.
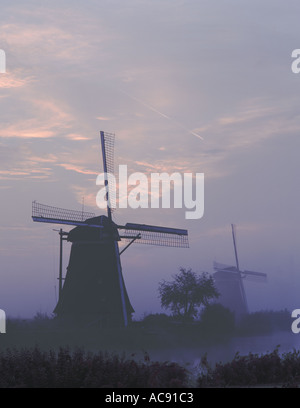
[0,310,298,388]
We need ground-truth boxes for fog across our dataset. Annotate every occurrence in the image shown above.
[148,331,300,368]
[0,1,300,338]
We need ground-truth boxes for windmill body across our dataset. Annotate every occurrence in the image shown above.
[213,263,248,320]
[213,225,266,321]
[32,132,189,327]
[53,215,134,326]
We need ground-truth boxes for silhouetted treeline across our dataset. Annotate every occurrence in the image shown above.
[0,307,292,354]
[236,309,291,336]
[139,307,291,338]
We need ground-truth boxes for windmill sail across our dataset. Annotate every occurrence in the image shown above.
[213,226,267,320]
[213,262,266,279]
[100,131,129,325]
[100,131,116,214]
[32,201,98,228]
[31,131,189,327]
[119,223,189,247]
[243,270,267,279]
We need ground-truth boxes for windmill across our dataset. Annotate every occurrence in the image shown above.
[32,131,189,327]
[213,224,266,319]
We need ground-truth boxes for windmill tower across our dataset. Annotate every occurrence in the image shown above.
[213,224,266,320]
[32,131,189,327]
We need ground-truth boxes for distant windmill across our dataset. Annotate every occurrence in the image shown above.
[213,224,266,319]
[32,131,189,327]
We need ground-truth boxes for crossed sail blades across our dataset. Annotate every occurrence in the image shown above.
[214,224,267,282]
[100,131,116,213]
[99,131,188,247]
[32,131,188,248]
[213,261,267,282]
[32,201,188,247]
[213,225,267,317]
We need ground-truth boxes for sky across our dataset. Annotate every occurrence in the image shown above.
[0,0,300,319]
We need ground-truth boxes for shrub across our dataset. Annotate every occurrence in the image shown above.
[0,346,188,388]
[197,347,300,387]
[200,303,235,337]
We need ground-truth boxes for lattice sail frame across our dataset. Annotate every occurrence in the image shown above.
[33,131,189,247]
[120,223,189,248]
[122,229,189,248]
[32,202,189,247]
[100,131,116,211]
[32,201,97,227]
[213,261,266,282]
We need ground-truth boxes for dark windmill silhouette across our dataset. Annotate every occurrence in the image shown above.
[213,224,266,319]
[32,131,189,327]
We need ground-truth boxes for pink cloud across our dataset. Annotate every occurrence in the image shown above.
[0,73,33,89]
[96,116,112,121]
[66,134,92,141]
[57,163,99,175]
[0,98,73,139]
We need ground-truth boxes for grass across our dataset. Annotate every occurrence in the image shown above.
[0,346,188,388]
[0,344,300,388]
[197,347,300,388]
[0,309,295,388]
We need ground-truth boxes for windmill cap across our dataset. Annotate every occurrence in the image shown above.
[67,215,120,243]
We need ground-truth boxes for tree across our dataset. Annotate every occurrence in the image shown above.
[158,267,219,322]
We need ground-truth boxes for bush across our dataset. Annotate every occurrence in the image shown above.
[140,313,174,327]
[197,347,300,387]
[200,303,235,337]
[0,346,188,388]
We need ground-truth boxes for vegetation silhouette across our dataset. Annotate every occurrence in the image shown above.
[197,347,300,388]
[0,307,294,388]
[0,264,293,388]
[158,267,219,322]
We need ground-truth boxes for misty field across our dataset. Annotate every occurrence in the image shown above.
[0,344,300,388]
[0,309,298,388]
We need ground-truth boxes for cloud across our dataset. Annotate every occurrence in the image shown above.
[218,105,274,125]
[0,167,53,180]
[187,97,300,177]
[204,223,267,238]
[0,98,73,139]
[71,185,98,209]
[0,124,54,139]
[0,70,34,89]
[57,163,99,176]
[134,160,193,174]
[28,154,57,164]
[2,23,92,66]
[96,116,112,121]
[65,134,92,141]
[0,144,58,180]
